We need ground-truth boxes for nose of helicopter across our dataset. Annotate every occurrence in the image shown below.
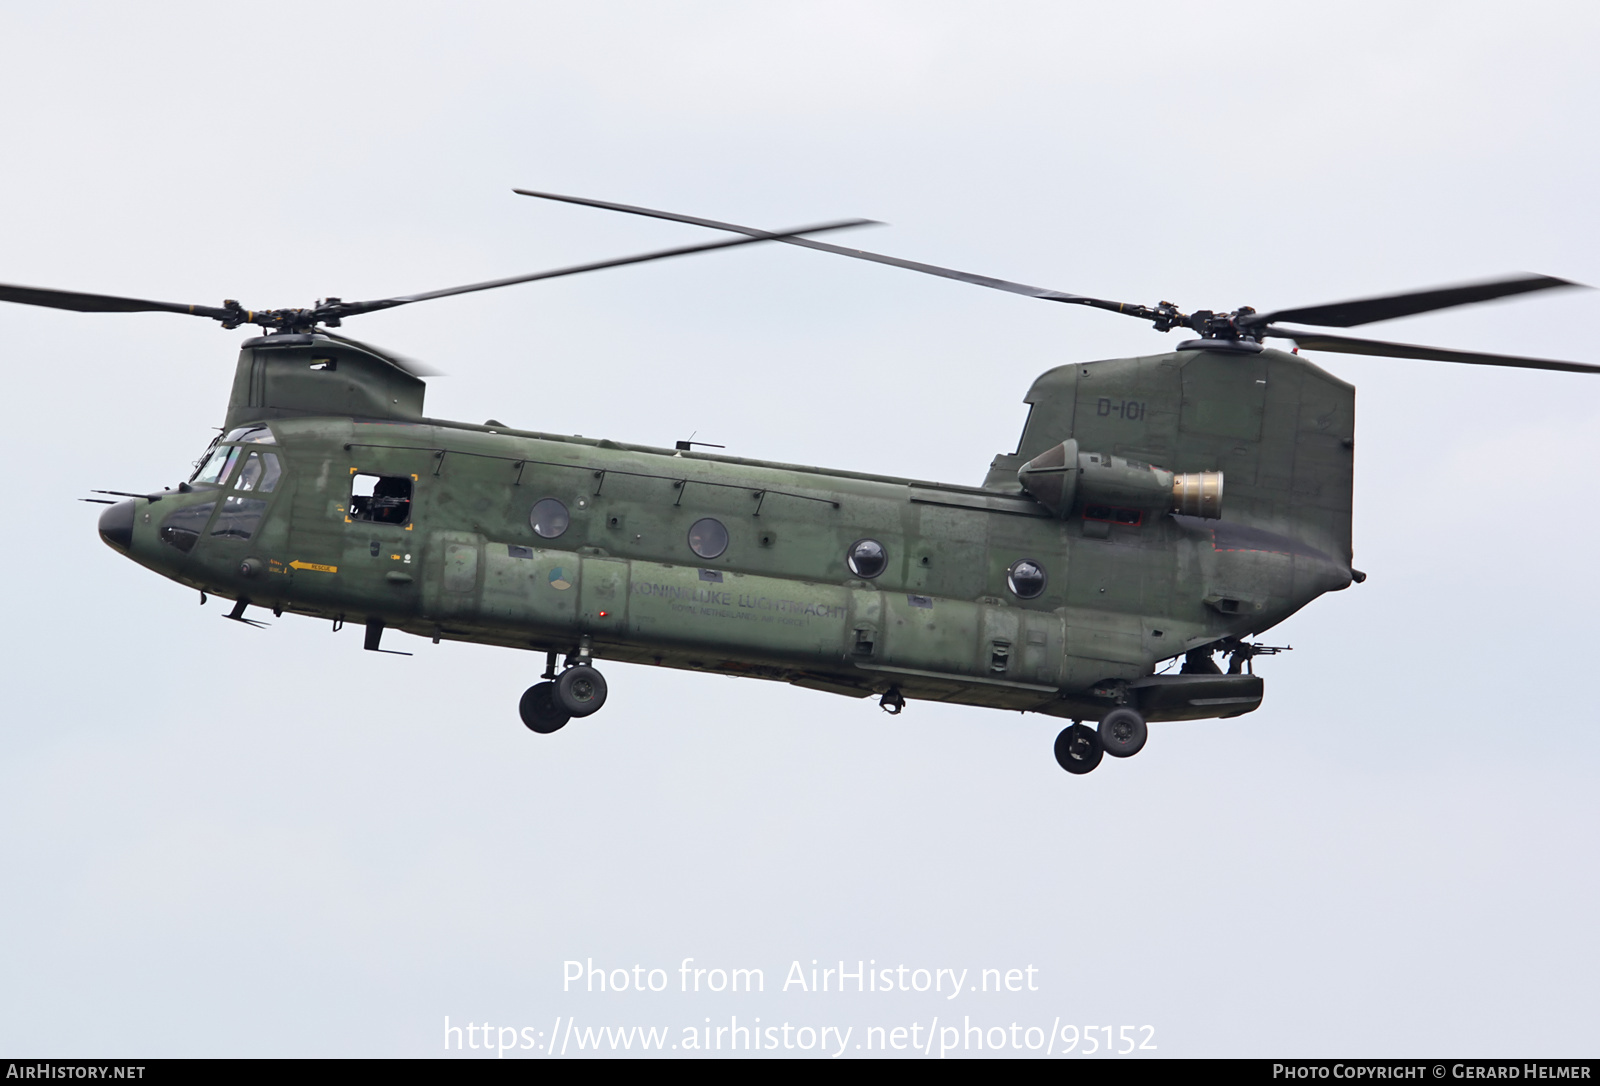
[97,499,135,552]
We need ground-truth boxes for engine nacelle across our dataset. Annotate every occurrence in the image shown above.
[1017,439,1223,520]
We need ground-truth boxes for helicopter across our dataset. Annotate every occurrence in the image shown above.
[7,191,1596,776]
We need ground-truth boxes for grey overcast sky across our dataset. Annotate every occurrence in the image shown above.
[1,0,1597,1059]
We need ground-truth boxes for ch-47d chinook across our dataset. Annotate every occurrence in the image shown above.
[10,192,1597,775]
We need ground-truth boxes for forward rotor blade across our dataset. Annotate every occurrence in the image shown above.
[1265,327,1600,374]
[314,329,441,377]
[1247,274,1582,329]
[0,282,233,320]
[514,188,1141,313]
[332,218,878,319]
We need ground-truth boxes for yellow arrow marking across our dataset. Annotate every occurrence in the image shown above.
[289,560,338,573]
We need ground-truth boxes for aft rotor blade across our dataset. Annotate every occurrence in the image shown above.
[0,282,233,321]
[1265,327,1600,374]
[514,188,1144,313]
[332,218,878,319]
[1247,274,1582,329]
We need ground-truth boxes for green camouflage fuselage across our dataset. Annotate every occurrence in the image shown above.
[102,335,1356,722]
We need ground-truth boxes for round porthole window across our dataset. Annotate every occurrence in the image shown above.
[688,517,728,560]
[530,498,570,539]
[1007,559,1047,599]
[846,538,887,579]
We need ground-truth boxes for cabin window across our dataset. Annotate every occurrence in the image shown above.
[211,496,268,541]
[846,538,888,579]
[350,473,412,525]
[530,498,570,539]
[1007,559,1047,600]
[158,502,216,553]
[688,518,728,560]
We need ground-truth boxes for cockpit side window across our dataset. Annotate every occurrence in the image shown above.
[258,452,282,493]
[231,451,283,493]
[234,452,264,492]
[350,473,412,525]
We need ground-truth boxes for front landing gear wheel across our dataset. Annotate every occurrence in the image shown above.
[1098,706,1148,758]
[556,665,608,717]
[519,682,570,734]
[1054,723,1103,774]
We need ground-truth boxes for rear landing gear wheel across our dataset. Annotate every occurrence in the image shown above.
[1054,723,1103,774]
[520,682,570,734]
[1098,706,1148,758]
[556,664,608,717]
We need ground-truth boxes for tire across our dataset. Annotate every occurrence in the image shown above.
[519,682,570,734]
[1054,723,1103,774]
[555,665,608,717]
[1098,706,1148,758]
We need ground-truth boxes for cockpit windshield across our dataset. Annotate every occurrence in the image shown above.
[194,445,239,485]
[192,425,280,484]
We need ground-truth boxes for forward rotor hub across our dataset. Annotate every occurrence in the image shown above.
[215,300,329,334]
